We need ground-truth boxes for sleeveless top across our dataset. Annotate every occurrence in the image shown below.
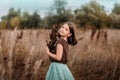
[51,38,68,64]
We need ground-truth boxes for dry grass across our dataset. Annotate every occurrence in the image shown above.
[0,28,120,80]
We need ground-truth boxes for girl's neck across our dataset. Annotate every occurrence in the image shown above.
[60,37,67,41]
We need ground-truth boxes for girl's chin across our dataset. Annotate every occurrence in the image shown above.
[59,32,66,37]
[59,32,63,36]
[59,34,66,37]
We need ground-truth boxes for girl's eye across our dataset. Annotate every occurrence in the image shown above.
[65,28,68,31]
[61,26,68,31]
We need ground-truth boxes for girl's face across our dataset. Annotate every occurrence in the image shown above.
[59,23,71,37]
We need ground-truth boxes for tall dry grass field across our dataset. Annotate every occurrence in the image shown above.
[0,28,120,80]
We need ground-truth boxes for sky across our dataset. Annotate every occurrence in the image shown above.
[0,0,120,21]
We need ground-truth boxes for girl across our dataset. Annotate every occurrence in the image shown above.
[46,22,77,80]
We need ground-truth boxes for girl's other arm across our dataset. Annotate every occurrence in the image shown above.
[46,44,63,61]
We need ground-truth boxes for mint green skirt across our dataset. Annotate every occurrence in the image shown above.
[45,62,74,80]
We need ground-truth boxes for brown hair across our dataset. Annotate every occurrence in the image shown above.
[65,22,77,46]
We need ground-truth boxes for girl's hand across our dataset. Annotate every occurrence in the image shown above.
[46,47,50,55]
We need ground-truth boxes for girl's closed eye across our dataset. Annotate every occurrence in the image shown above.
[62,26,64,29]
[61,26,68,31]
[65,28,68,31]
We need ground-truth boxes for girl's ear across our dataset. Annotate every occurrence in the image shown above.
[68,33,72,37]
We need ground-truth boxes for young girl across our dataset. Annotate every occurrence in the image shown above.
[46,22,77,80]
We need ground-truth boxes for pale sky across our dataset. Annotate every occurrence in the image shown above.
[0,0,120,21]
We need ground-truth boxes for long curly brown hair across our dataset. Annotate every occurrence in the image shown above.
[46,24,60,53]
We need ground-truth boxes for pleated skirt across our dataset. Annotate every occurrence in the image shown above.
[45,62,74,80]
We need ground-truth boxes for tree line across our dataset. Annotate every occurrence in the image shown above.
[0,0,120,29]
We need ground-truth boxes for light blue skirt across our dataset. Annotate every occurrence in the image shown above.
[45,62,74,80]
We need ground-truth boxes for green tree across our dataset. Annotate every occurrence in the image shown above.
[110,13,120,29]
[21,11,41,29]
[0,20,7,29]
[43,9,73,29]
[112,3,120,15]
[51,0,67,15]
[111,3,120,28]
[21,11,30,28]
[1,8,21,29]
[31,12,41,28]
[44,0,73,28]
[10,16,21,29]
[74,1,107,29]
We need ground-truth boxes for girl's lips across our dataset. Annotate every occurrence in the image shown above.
[59,31,63,35]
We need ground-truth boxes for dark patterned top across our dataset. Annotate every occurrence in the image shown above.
[51,38,68,64]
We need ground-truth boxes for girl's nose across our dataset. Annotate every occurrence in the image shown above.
[62,29,64,31]
[62,28,65,30]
